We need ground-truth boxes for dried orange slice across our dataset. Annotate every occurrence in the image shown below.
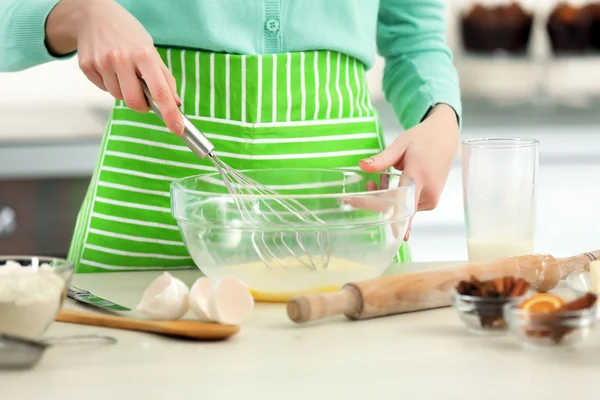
[518,293,566,313]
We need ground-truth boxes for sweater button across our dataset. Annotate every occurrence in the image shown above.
[265,18,280,33]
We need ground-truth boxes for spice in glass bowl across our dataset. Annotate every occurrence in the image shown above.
[452,275,530,334]
[505,292,598,347]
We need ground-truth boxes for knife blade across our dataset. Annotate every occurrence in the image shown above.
[67,286,131,312]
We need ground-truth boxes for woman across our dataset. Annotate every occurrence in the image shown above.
[0,0,461,273]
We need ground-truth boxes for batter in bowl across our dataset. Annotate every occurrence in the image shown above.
[211,257,379,302]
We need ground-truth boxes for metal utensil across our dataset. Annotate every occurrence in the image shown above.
[139,78,330,271]
[67,285,131,312]
[0,333,116,370]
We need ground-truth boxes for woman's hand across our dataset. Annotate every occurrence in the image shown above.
[45,0,184,135]
[359,104,460,240]
[339,173,409,239]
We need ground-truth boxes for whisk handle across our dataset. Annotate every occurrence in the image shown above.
[139,77,215,158]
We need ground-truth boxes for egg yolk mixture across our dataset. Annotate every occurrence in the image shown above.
[219,257,375,303]
[250,285,341,303]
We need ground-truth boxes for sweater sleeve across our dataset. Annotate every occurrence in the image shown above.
[0,0,74,72]
[377,0,462,130]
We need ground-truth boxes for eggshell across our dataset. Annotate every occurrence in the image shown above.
[189,277,214,322]
[136,272,190,320]
[206,276,254,325]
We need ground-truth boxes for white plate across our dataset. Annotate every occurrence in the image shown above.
[566,272,590,295]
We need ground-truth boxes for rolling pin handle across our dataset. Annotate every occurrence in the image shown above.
[287,286,361,324]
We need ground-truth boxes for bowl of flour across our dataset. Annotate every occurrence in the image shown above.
[0,256,74,338]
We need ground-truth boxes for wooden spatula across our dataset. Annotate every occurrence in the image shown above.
[56,309,239,341]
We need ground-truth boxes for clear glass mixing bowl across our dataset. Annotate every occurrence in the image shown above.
[171,168,415,302]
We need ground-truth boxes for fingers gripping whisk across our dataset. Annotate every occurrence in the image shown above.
[140,78,330,271]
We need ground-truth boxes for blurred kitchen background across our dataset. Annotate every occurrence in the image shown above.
[1,0,599,262]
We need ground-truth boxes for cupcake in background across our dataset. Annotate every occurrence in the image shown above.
[547,2,592,54]
[586,2,600,50]
[461,2,534,55]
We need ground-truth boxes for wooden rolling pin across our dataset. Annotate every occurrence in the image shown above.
[287,250,600,324]
[56,309,239,341]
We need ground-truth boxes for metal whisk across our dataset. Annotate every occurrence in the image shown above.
[140,79,330,271]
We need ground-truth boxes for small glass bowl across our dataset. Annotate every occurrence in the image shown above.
[0,256,74,338]
[503,302,597,351]
[566,272,590,296]
[451,290,525,335]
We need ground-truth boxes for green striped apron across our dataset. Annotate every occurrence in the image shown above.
[67,48,411,274]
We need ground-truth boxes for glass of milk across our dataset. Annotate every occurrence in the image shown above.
[461,138,539,262]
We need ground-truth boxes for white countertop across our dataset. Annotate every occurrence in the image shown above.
[0,263,597,400]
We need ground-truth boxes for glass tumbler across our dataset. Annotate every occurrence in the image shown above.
[461,138,539,262]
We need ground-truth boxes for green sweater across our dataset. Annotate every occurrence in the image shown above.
[0,0,461,129]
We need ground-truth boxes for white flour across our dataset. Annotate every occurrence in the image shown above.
[0,260,65,338]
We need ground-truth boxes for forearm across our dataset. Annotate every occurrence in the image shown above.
[0,0,90,71]
[425,104,459,131]
[45,0,90,56]
[377,0,462,130]
[382,47,462,130]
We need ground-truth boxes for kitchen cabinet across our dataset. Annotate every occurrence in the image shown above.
[0,138,101,257]
[0,177,91,258]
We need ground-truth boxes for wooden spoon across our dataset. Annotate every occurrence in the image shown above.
[56,309,239,341]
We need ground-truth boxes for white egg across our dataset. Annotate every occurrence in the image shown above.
[136,272,190,320]
[206,276,254,325]
[189,277,214,322]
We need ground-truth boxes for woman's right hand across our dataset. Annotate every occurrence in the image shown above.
[46,0,184,135]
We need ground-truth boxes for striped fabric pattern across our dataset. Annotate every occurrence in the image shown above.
[67,48,410,273]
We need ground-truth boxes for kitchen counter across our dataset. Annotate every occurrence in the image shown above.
[0,262,598,400]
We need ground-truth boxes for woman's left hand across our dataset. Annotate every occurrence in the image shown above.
[359,104,460,240]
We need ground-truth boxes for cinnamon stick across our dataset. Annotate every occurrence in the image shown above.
[456,275,529,330]
[509,278,529,297]
[549,293,597,343]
